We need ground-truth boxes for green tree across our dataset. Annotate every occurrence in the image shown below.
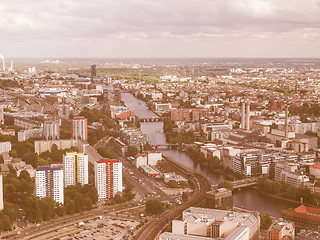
[18,170,31,182]
[145,199,164,215]
[218,181,234,191]
[270,123,278,131]
[167,180,179,188]
[126,146,139,157]
[260,212,272,229]
[22,152,38,168]
[182,192,189,202]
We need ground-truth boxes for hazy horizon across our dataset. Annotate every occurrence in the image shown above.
[1,0,320,58]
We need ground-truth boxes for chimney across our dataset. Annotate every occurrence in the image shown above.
[246,101,250,130]
[285,105,289,139]
[241,101,246,129]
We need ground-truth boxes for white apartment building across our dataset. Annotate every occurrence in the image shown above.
[35,167,64,204]
[0,142,11,154]
[72,117,88,141]
[43,120,60,140]
[63,152,88,187]
[95,159,122,199]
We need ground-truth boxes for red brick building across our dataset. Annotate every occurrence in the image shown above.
[286,204,320,232]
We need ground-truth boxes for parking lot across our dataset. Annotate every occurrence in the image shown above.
[34,216,138,240]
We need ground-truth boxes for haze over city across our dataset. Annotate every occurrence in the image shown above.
[1,0,320,58]
[1,1,320,240]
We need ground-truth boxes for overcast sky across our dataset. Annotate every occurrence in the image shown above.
[1,0,320,58]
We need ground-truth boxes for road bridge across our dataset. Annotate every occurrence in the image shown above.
[232,177,260,189]
[139,117,163,122]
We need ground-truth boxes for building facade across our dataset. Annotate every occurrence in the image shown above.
[72,117,88,141]
[35,167,64,204]
[0,142,11,154]
[169,207,260,240]
[63,152,89,187]
[95,159,122,200]
[43,120,60,140]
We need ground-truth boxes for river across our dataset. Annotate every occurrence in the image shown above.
[121,92,298,217]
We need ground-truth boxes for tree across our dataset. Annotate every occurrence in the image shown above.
[126,146,138,157]
[270,123,278,130]
[97,147,117,159]
[167,180,179,188]
[22,152,38,168]
[305,130,317,137]
[18,170,31,182]
[260,212,272,229]
[182,192,188,202]
[217,181,234,191]
[145,199,164,215]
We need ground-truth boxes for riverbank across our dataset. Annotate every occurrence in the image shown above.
[122,92,298,217]
[252,186,317,208]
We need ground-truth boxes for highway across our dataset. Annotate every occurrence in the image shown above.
[134,158,210,240]
[2,201,139,239]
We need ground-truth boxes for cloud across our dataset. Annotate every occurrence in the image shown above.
[1,0,320,57]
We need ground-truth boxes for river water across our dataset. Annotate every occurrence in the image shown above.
[121,92,298,216]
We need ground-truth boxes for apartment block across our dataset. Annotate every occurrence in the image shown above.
[95,159,122,199]
[36,167,64,204]
[63,152,89,187]
[72,117,88,141]
[43,120,60,140]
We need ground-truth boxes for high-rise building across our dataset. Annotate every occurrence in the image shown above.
[56,103,71,119]
[95,159,122,200]
[72,117,88,141]
[0,174,3,210]
[43,120,60,140]
[63,152,89,187]
[91,64,96,81]
[35,167,64,204]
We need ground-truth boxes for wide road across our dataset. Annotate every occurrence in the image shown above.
[2,201,139,239]
[134,159,210,240]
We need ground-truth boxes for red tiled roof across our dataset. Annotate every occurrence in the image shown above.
[287,205,320,225]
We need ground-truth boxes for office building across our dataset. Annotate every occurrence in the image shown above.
[170,207,260,240]
[63,152,88,187]
[35,167,64,204]
[119,128,147,151]
[95,159,122,199]
[72,117,88,141]
[43,120,60,140]
[205,188,233,209]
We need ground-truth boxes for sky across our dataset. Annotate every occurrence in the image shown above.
[0,0,320,58]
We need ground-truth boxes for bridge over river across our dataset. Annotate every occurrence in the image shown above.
[212,177,260,190]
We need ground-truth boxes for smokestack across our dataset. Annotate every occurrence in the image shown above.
[0,54,4,72]
[285,105,289,139]
[10,60,13,71]
[246,101,250,130]
[241,101,246,129]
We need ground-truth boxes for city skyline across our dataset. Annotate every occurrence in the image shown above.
[0,0,320,58]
